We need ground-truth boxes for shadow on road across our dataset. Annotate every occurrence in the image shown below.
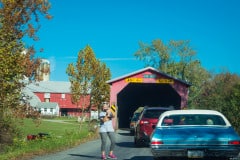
[123,156,153,160]
[69,154,100,159]
[69,154,153,160]
[116,141,134,148]
[116,141,149,148]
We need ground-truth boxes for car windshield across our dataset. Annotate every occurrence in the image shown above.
[144,109,166,118]
[161,114,226,126]
[131,113,140,121]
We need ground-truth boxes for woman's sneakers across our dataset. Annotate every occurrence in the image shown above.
[101,154,107,160]
[108,154,117,159]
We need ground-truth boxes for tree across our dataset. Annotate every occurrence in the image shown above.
[91,60,111,111]
[134,39,170,72]
[66,45,111,129]
[0,0,51,146]
[134,39,211,108]
[194,72,240,133]
[225,82,240,133]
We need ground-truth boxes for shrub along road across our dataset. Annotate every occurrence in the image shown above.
[31,129,154,160]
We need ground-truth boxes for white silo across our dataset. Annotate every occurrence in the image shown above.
[37,59,50,81]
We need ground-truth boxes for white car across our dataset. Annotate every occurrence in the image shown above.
[150,109,240,160]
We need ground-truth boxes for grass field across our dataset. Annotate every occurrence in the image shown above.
[0,117,99,160]
[21,118,79,136]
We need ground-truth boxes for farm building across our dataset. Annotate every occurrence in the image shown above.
[25,81,91,117]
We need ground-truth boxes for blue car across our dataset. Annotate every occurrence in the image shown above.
[150,109,240,160]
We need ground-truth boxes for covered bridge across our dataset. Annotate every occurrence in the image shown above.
[107,67,191,128]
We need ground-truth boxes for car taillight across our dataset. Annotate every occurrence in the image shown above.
[228,140,240,145]
[151,141,163,145]
[140,120,149,125]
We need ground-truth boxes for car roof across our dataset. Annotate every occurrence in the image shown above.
[159,109,231,126]
[161,109,223,115]
[144,106,174,110]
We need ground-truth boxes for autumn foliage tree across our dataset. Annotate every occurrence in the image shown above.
[66,45,111,130]
[0,0,51,146]
[91,60,111,110]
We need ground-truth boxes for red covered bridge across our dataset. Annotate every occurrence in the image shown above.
[107,67,191,128]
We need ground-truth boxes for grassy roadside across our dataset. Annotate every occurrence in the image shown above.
[0,117,99,160]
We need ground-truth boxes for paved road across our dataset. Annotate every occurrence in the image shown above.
[31,129,154,160]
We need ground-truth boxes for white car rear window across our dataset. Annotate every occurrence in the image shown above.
[161,114,226,126]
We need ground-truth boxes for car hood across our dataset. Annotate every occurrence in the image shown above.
[152,126,240,145]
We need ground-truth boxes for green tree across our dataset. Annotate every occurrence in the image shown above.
[134,39,170,72]
[195,72,240,133]
[225,82,240,133]
[0,0,51,146]
[134,39,210,108]
[66,45,111,129]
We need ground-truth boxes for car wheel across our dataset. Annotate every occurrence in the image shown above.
[130,130,134,135]
[134,137,138,145]
[134,137,141,147]
[134,136,137,144]
[135,141,141,147]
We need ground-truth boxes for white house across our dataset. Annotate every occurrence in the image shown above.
[35,102,60,116]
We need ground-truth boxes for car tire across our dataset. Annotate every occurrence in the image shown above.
[130,130,134,135]
[134,137,137,145]
[134,137,141,147]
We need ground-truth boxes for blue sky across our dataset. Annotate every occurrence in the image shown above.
[27,0,240,81]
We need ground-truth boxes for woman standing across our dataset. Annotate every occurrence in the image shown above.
[99,102,117,160]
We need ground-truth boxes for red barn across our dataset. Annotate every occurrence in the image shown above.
[26,81,90,117]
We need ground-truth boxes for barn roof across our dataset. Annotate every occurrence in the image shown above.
[26,81,71,93]
[107,67,191,86]
[22,87,41,107]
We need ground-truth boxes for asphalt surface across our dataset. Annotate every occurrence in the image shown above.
[31,129,154,160]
